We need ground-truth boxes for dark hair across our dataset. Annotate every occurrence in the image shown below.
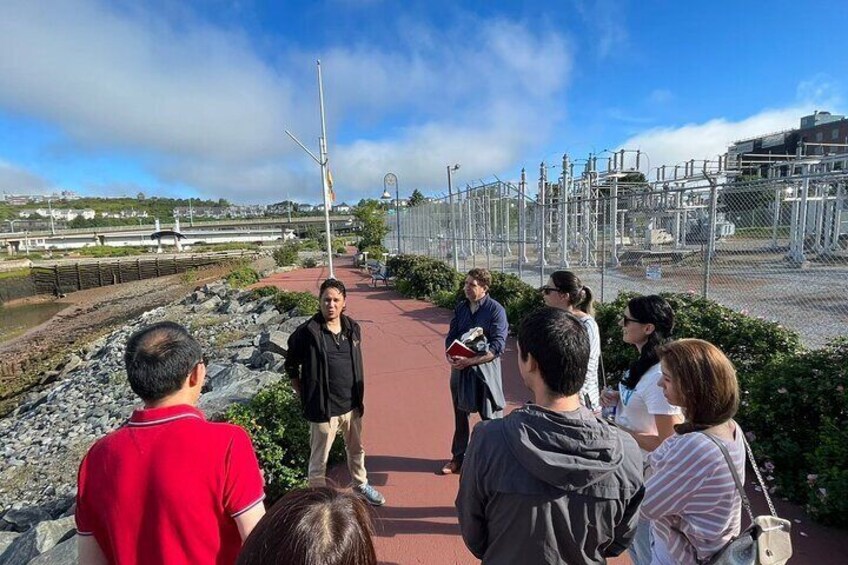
[549,270,595,316]
[518,307,590,397]
[621,295,675,390]
[320,278,347,298]
[237,487,376,565]
[657,339,740,434]
[466,268,492,289]
[124,321,203,402]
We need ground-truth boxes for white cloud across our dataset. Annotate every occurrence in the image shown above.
[0,161,53,193]
[0,1,573,203]
[616,105,820,173]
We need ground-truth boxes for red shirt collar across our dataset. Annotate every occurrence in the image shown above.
[128,404,205,427]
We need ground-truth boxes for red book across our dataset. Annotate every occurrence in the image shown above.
[446,339,477,358]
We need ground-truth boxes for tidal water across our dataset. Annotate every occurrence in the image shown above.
[0,302,66,344]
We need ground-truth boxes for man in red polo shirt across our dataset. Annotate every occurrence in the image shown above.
[76,321,266,565]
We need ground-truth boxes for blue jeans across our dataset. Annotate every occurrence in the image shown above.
[628,519,653,565]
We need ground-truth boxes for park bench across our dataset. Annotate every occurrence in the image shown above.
[370,263,393,287]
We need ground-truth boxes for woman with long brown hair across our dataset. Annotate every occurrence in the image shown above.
[642,339,745,564]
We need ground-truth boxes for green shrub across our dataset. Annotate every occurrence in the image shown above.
[594,291,802,385]
[488,271,544,329]
[301,257,318,268]
[272,290,319,317]
[249,285,281,299]
[432,289,459,310]
[272,242,299,267]
[224,380,344,503]
[399,257,460,299]
[743,337,848,525]
[225,265,260,288]
[361,245,388,259]
[387,254,426,280]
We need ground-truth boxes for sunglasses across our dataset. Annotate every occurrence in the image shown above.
[539,286,559,295]
[621,314,642,325]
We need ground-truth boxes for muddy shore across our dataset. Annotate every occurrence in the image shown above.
[0,256,273,416]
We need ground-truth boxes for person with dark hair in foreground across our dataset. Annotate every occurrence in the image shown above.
[76,321,265,565]
[237,487,377,565]
[456,307,644,564]
[285,279,385,506]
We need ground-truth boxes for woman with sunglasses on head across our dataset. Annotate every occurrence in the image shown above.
[541,271,601,412]
[599,294,682,565]
[642,339,745,564]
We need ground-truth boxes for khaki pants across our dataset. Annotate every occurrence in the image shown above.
[308,410,368,487]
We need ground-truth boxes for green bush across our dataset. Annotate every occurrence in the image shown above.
[272,242,300,267]
[225,264,260,288]
[301,257,318,268]
[387,254,426,280]
[249,285,281,299]
[272,290,320,317]
[743,338,848,525]
[224,381,344,503]
[399,257,460,299]
[594,291,802,385]
[361,245,388,259]
[432,289,459,310]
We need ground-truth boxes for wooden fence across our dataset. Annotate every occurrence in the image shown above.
[27,252,258,296]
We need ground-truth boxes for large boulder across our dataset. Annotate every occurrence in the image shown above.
[1,507,50,533]
[27,535,77,565]
[205,364,254,392]
[0,515,75,565]
[193,295,222,313]
[232,347,261,366]
[198,370,282,420]
[279,316,311,334]
[254,309,280,327]
[0,532,20,558]
[259,331,290,357]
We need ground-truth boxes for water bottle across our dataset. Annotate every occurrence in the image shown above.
[601,387,618,421]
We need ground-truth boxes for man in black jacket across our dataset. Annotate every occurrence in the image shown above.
[456,307,643,564]
[284,278,385,506]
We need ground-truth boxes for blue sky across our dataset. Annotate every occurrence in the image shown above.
[0,0,846,204]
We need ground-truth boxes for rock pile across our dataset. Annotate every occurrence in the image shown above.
[0,280,310,564]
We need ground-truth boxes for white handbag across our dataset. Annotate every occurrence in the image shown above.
[698,428,793,565]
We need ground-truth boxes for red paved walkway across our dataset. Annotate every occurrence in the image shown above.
[261,260,843,565]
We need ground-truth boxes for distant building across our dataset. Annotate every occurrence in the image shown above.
[729,110,848,175]
[19,208,96,221]
[334,202,352,213]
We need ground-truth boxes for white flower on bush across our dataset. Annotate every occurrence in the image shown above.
[807,474,818,485]
[777,387,787,394]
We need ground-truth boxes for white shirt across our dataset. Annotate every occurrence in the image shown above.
[616,363,681,455]
[578,316,601,412]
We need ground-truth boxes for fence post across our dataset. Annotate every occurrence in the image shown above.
[76,263,83,291]
[703,176,718,299]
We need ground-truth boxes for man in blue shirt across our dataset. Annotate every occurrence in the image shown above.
[441,268,509,475]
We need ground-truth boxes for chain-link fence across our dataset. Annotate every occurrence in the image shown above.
[384,158,848,348]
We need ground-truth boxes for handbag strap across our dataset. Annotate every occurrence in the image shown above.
[697,426,756,524]
[697,422,779,519]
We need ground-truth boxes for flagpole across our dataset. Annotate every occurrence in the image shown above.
[317,59,335,279]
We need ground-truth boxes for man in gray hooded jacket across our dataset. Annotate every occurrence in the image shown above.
[456,307,644,564]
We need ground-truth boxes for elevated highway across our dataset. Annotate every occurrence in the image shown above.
[0,215,355,254]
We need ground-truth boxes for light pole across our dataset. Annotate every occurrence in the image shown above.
[381,173,401,254]
[447,164,460,272]
[47,197,55,235]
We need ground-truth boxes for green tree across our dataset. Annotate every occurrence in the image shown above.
[407,189,426,207]
[353,200,389,251]
[136,192,146,201]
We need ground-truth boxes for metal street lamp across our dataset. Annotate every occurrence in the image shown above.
[382,173,401,254]
[446,164,460,271]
